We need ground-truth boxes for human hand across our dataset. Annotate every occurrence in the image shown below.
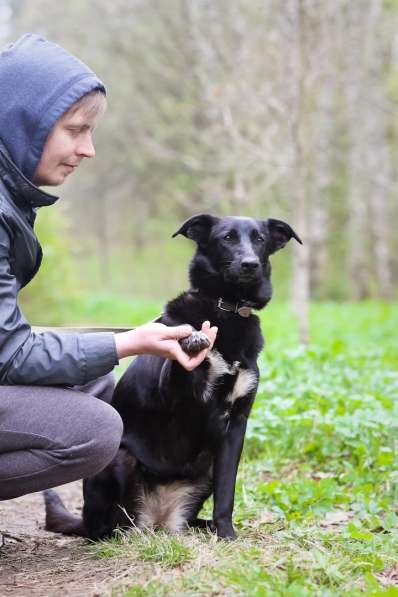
[114,320,217,371]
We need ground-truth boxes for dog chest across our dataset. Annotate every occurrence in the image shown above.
[202,350,257,404]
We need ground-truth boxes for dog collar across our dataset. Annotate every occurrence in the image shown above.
[189,289,253,318]
[217,298,252,318]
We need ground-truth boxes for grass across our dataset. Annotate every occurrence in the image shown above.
[39,299,398,595]
[93,529,193,568]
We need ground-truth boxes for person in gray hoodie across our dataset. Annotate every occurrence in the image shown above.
[0,34,217,501]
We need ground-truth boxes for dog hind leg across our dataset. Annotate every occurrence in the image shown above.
[82,448,139,539]
[43,489,86,536]
[186,517,216,532]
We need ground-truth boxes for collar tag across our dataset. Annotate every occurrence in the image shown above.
[217,298,252,318]
[237,306,252,318]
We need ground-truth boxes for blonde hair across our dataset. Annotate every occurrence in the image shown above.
[69,89,107,118]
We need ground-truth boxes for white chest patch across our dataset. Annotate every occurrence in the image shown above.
[226,368,258,404]
[202,350,257,403]
[202,350,238,402]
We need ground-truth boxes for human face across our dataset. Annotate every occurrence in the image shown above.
[32,105,100,187]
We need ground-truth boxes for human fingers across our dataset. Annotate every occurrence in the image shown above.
[172,343,198,370]
[201,320,211,332]
[183,345,212,370]
[174,335,217,370]
[200,320,218,349]
[208,326,218,348]
[162,324,193,340]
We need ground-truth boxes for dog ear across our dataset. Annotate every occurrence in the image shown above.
[264,218,302,254]
[172,214,219,245]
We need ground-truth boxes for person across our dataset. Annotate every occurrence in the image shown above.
[0,34,217,501]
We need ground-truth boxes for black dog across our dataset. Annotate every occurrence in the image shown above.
[44,214,301,540]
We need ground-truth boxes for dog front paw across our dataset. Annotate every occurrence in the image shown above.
[179,331,210,355]
[215,522,237,540]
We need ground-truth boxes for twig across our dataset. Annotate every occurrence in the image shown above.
[0,531,24,548]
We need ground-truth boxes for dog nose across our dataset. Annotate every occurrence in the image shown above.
[241,258,260,271]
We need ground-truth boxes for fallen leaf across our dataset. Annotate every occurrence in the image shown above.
[376,564,398,587]
[258,510,279,524]
[320,510,354,527]
[312,471,336,480]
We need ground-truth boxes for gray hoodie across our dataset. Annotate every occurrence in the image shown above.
[0,34,118,385]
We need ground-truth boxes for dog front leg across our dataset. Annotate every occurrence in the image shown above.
[159,358,208,402]
[213,414,247,539]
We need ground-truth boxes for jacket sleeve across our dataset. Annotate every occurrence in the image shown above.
[0,221,119,386]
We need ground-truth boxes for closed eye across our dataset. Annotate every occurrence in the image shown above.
[66,125,93,134]
[66,127,81,135]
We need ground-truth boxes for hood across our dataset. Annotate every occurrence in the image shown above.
[0,33,106,182]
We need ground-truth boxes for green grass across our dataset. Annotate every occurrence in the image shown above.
[41,299,398,595]
[93,529,192,568]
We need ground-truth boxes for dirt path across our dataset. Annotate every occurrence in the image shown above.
[0,482,131,597]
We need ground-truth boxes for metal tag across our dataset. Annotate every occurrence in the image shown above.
[237,306,252,318]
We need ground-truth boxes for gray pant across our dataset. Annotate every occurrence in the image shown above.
[0,374,123,500]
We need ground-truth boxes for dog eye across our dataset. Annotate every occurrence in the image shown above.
[255,235,265,242]
[224,233,233,241]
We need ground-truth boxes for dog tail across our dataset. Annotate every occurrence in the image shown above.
[43,489,87,537]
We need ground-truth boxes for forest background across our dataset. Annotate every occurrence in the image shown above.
[2,0,397,338]
[2,3,398,595]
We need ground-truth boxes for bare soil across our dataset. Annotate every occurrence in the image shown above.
[0,482,132,597]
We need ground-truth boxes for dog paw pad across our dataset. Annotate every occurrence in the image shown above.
[179,331,210,355]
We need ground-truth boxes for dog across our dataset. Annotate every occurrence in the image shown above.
[44,214,301,540]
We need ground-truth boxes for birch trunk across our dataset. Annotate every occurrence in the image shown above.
[288,0,310,344]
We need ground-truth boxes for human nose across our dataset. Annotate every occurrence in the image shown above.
[76,132,96,158]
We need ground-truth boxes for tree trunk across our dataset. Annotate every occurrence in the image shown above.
[288,0,310,344]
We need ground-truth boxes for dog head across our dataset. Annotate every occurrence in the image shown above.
[173,214,302,308]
